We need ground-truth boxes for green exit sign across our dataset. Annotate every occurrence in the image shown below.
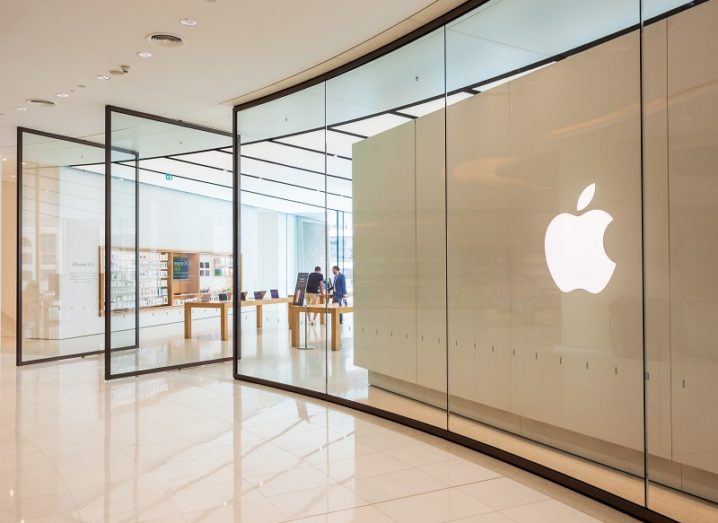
[165,173,173,181]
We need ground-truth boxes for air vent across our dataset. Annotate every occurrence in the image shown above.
[26,99,56,107]
[147,33,183,48]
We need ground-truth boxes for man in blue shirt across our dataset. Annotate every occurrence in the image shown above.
[331,265,347,323]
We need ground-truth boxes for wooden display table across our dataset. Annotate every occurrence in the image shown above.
[242,297,293,328]
[184,297,293,341]
[289,304,354,351]
[184,301,231,341]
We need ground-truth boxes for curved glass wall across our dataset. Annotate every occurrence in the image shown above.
[234,1,718,520]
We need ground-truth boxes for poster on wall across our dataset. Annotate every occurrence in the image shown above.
[173,257,190,280]
[293,272,309,306]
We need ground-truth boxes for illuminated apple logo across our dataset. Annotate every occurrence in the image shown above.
[544,183,615,294]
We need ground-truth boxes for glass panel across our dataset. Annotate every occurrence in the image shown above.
[445,0,645,94]
[107,110,233,376]
[19,132,105,362]
[446,0,645,506]
[236,85,327,393]
[325,28,448,427]
[644,1,718,519]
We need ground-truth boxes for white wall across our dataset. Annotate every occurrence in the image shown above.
[26,167,296,340]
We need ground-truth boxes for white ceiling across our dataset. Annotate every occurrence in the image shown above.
[0,0,465,149]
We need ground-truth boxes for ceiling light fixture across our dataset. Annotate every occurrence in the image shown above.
[96,74,110,80]
[180,17,198,26]
[16,106,27,112]
[55,92,69,98]
[137,51,152,58]
[147,33,184,48]
[78,84,86,88]
[26,98,56,107]
[109,65,130,76]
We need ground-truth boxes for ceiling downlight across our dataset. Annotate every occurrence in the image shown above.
[147,33,184,48]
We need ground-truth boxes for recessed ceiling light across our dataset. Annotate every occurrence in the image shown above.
[137,51,152,58]
[55,92,69,98]
[180,17,198,26]
[96,74,110,80]
[2,158,6,162]
[16,106,27,112]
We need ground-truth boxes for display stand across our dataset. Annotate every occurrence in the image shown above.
[295,302,315,350]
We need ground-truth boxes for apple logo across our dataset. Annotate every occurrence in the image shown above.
[544,183,615,294]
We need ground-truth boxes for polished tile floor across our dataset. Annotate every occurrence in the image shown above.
[0,345,637,523]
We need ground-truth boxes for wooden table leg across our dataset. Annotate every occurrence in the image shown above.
[220,304,229,341]
[184,303,191,339]
[291,307,300,347]
[331,309,340,351]
[256,304,263,329]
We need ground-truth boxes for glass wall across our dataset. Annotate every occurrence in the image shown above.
[445,0,646,504]
[326,27,448,426]
[105,108,233,377]
[234,1,718,520]
[235,85,328,393]
[643,1,718,519]
[18,130,105,363]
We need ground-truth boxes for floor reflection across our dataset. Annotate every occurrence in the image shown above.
[0,338,631,523]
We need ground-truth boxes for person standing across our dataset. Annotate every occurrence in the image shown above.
[305,266,324,325]
[332,265,347,324]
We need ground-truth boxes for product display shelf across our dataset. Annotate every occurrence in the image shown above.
[100,248,170,313]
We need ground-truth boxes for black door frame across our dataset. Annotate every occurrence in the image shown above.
[15,127,137,365]
[103,105,233,380]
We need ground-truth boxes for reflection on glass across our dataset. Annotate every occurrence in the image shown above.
[236,85,328,393]
[19,132,105,362]
[227,0,718,520]
[106,110,233,376]
[644,1,718,518]
[324,28,448,427]
[446,6,645,502]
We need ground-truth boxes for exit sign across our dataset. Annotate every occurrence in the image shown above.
[165,173,173,181]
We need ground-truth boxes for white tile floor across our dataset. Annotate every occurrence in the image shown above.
[0,345,636,523]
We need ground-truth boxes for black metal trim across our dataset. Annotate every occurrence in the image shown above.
[106,356,234,380]
[105,105,231,138]
[17,344,140,366]
[104,105,237,379]
[104,106,112,380]
[16,127,107,367]
[232,0,708,118]
[232,113,240,374]
[109,162,347,212]
[16,128,22,367]
[134,149,140,349]
[271,138,353,161]
[232,0,493,113]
